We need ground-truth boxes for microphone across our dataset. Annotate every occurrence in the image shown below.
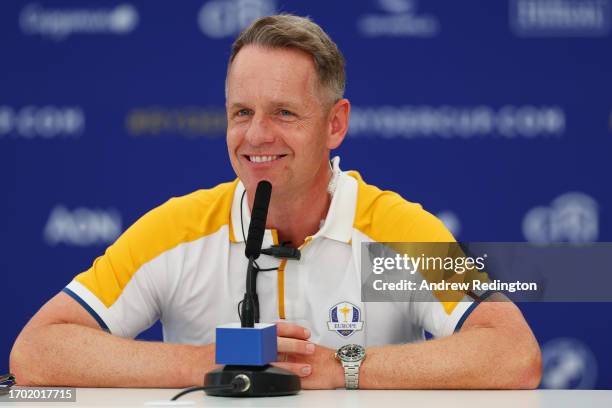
[203,180,300,397]
[241,181,272,328]
[245,180,272,259]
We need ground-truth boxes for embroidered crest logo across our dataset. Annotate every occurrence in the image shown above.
[327,301,364,337]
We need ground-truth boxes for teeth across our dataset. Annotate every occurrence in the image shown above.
[250,155,279,163]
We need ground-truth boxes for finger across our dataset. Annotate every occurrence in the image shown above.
[276,322,311,339]
[276,352,296,363]
[271,362,312,377]
[278,337,315,355]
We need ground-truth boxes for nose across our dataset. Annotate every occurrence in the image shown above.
[245,112,275,146]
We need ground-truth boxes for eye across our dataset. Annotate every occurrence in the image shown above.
[236,109,252,117]
[278,109,293,117]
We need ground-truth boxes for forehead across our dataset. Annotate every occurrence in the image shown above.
[227,45,319,105]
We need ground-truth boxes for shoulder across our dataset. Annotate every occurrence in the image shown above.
[73,180,238,309]
[153,180,237,233]
[348,171,454,243]
[121,179,237,252]
[99,179,237,272]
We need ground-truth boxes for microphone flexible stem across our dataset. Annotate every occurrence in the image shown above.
[241,257,258,327]
[246,257,257,295]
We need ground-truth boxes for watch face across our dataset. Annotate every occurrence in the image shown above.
[337,344,366,362]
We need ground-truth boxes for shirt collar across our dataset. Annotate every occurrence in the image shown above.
[229,156,357,244]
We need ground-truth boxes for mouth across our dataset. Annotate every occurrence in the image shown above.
[244,154,287,163]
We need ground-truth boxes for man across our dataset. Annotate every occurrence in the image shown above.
[10,14,541,390]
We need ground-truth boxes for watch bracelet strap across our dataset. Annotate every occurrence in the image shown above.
[343,361,361,389]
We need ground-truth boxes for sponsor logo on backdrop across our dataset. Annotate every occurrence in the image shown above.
[436,210,461,238]
[198,0,276,38]
[126,107,227,138]
[522,192,599,243]
[349,105,565,139]
[44,205,122,247]
[328,302,364,337]
[0,105,84,139]
[20,3,139,40]
[541,338,598,389]
[510,0,611,37]
[357,0,440,37]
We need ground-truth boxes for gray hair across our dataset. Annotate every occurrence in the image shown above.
[226,14,346,105]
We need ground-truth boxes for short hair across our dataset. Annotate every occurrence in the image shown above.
[227,14,346,105]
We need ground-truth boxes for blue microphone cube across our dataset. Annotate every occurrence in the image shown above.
[215,323,277,366]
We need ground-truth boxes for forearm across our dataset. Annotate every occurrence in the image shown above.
[10,323,216,388]
[360,324,541,389]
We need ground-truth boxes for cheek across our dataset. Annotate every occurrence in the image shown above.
[227,126,243,152]
[226,132,243,174]
[226,133,243,177]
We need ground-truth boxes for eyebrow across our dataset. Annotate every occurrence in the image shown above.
[227,102,248,111]
[270,100,302,110]
[227,99,305,111]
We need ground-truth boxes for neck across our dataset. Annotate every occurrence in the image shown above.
[247,163,333,248]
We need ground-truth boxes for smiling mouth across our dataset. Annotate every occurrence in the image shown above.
[245,154,287,163]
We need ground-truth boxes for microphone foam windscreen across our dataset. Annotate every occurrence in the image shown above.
[245,180,272,259]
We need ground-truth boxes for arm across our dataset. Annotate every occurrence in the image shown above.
[9,292,216,387]
[285,296,541,390]
[359,297,542,389]
[10,294,314,387]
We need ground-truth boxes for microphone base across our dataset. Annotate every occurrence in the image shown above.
[204,364,300,397]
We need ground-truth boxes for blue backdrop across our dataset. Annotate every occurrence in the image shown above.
[2,0,611,389]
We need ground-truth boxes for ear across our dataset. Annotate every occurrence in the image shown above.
[326,99,351,150]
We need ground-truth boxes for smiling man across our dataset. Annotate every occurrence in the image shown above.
[226,25,349,252]
[10,14,541,390]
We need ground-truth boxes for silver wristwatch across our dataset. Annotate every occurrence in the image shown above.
[335,344,366,389]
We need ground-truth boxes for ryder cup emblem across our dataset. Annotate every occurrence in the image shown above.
[328,302,364,337]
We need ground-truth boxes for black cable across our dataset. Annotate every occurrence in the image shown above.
[240,189,247,243]
[171,376,248,400]
[171,385,229,401]
[170,384,232,401]
[237,299,244,320]
[254,259,278,272]
[256,266,279,272]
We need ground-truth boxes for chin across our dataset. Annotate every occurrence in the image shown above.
[244,177,287,194]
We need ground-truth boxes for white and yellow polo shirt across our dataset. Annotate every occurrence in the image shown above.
[64,160,476,349]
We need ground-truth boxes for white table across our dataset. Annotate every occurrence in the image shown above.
[1,388,612,408]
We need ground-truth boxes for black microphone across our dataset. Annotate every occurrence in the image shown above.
[203,179,300,398]
[245,180,272,260]
[241,180,272,327]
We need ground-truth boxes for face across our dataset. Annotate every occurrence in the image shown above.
[226,45,342,197]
